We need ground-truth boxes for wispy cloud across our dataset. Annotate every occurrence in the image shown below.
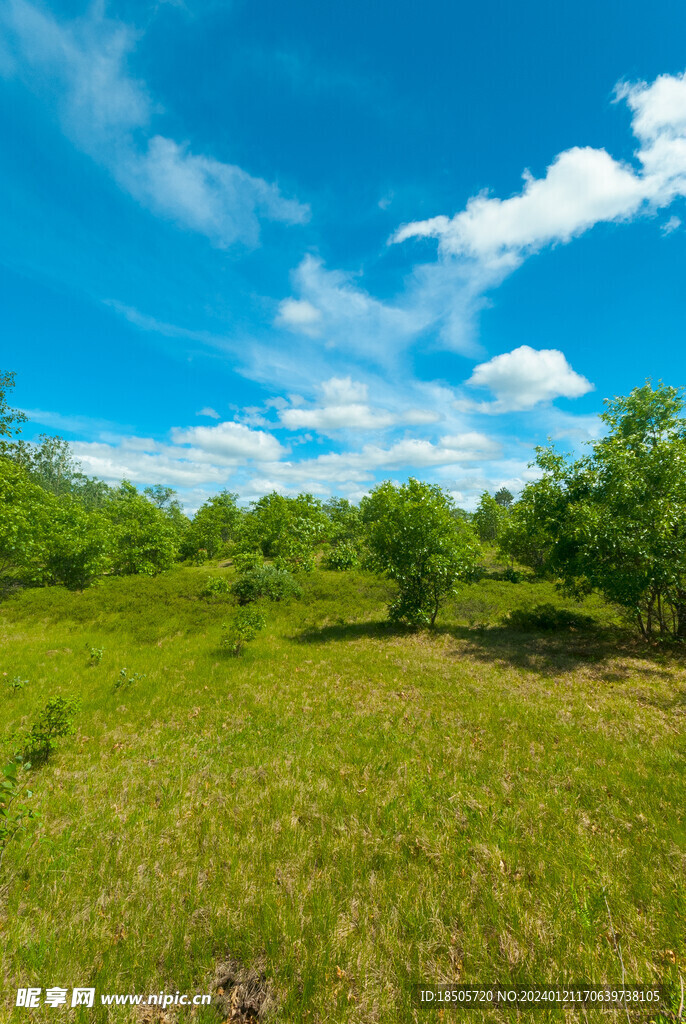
[277,376,438,433]
[0,0,309,247]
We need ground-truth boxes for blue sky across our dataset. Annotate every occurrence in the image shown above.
[1,0,685,510]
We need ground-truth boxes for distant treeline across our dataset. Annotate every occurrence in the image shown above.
[2,372,686,639]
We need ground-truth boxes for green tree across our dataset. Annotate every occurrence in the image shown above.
[240,492,328,571]
[183,491,241,560]
[361,478,479,627]
[472,491,508,543]
[0,371,26,452]
[105,481,178,575]
[0,458,54,584]
[494,487,514,508]
[44,499,110,589]
[511,381,686,639]
[144,485,190,549]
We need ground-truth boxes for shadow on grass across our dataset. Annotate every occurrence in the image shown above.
[294,615,686,679]
[295,620,414,645]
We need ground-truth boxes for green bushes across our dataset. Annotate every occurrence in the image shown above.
[231,565,301,605]
[220,606,266,655]
[105,482,178,576]
[202,574,231,596]
[324,542,360,571]
[503,603,596,632]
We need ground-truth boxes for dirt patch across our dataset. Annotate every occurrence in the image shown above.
[135,1009,175,1023]
[213,958,276,1021]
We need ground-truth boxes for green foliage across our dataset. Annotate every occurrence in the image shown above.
[231,565,302,605]
[511,381,686,639]
[240,492,328,571]
[105,481,178,576]
[498,482,555,576]
[503,603,596,632]
[233,550,264,573]
[44,499,110,589]
[22,696,80,767]
[86,644,104,665]
[202,573,231,596]
[362,478,480,627]
[473,491,509,543]
[324,541,360,571]
[323,497,363,545]
[114,668,146,691]
[0,370,27,452]
[494,486,514,508]
[0,457,54,583]
[183,491,241,560]
[0,757,37,867]
[7,676,27,693]
[220,606,266,655]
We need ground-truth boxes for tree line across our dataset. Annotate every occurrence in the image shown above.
[3,371,686,639]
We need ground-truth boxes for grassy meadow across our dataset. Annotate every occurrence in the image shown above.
[0,563,685,1022]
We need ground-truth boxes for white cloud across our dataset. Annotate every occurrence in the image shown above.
[123,136,308,249]
[463,345,593,412]
[661,215,682,235]
[197,407,220,419]
[253,431,502,486]
[0,1,308,247]
[275,298,322,333]
[170,420,287,461]
[390,69,686,301]
[392,148,646,261]
[275,254,430,362]
[278,375,439,432]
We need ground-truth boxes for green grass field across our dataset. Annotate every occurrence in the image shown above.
[1,565,684,1022]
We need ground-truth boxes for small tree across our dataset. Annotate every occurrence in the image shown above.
[182,491,241,560]
[361,478,479,627]
[494,487,514,508]
[472,491,508,543]
[220,606,266,655]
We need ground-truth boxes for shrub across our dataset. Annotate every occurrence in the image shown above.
[504,603,595,632]
[202,574,231,596]
[22,696,80,767]
[86,644,104,665]
[8,676,27,693]
[220,606,266,656]
[232,551,264,573]
[232,565,301,605]
[324,542,360,571]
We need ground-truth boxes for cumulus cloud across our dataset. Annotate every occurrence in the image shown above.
[390,69,686,296]
[278,375,439,432]
[462,345,593,412]
[251,431,502,488]
[170,421,287,461]
[392,148,646,261]
[0,0,308,247]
